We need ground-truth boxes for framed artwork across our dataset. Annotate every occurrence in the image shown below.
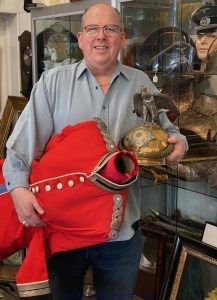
[0,96,28,159]
[160,235,217,300]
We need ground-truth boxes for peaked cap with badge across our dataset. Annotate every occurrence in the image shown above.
[191,4,217,34]
[0,118,139,297]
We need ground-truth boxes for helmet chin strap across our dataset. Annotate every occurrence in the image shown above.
[199,36,217,73]
[206,36,217,60]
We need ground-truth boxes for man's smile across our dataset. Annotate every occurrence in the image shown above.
[94,46,109,50]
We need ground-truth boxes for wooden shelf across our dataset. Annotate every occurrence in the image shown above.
[0,265,20,282]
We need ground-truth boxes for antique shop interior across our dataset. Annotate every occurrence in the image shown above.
[0,0,217,299]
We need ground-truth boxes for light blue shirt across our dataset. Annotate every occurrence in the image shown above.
[3,59,187,241]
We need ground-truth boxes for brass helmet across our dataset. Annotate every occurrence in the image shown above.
[120,87,174,166]
[120,122,173,166]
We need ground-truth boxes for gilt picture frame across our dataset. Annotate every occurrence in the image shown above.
[160,235,217,300]
[0,96,28,159]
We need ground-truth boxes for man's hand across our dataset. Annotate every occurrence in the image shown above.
[10,187,46,227]
[166,135,187,167]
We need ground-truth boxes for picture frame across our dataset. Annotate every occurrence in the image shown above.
[160,234,217,300]
[0,96,28,159]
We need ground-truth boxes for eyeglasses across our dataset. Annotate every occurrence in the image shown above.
[81,24,122,37]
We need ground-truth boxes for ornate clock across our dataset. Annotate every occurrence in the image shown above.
[18,30,32,99]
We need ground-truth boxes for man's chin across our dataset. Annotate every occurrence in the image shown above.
[197,53,208,61]
[94,57,111,66]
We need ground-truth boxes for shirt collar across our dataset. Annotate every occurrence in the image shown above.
[76,59,130,82]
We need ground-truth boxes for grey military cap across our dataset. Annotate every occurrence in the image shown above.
[191,4,217,34]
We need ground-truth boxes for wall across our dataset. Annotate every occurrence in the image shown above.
[0,0,31,117]
[33,0,71,4]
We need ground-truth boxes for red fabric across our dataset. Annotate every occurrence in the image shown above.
[0,173,46,285]
[31,120,117,180]
[0,120,139,294]
[99,150,139,184]
[0,170,33,261]
[15,228,48,285]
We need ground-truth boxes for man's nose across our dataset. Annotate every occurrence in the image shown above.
[97,27,106,38]
[199,35,209,43]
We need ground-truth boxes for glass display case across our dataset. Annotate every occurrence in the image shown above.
[31,1,87,83]
[31,1,217,299]
[117,0,217,229]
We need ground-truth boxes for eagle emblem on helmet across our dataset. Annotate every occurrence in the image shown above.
[200,17,210,26]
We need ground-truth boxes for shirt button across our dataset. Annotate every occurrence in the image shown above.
[45,185,51,192]
[57,183,63,190]
[68,180,74,187]
[80,176,85,183]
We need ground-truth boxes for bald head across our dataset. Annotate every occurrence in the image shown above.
[77,2,126,74]
[81,3,121,28]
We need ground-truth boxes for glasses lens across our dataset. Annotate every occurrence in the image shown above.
[104,25,120,36]
[83,25,121,36]
[84,25,99,36]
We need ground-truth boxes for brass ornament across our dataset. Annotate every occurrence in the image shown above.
[120,86,174,166]
[121,122,173,166]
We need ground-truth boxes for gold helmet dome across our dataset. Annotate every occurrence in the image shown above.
[120,86,175,166]
[120,122,173,166]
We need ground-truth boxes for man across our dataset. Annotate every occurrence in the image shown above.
[192,4,217,102]
[192,4,217,72]
[2,3,187,300]
[188,4,217,140]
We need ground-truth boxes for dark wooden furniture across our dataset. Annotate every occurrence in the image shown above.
[134,223,169,300]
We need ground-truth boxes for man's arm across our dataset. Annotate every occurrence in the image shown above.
[3,74,53,227]
[158,109,188,166]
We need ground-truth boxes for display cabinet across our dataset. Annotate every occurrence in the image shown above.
[30,1,217,299]
[31,0,90,83]
[118,0,217,242]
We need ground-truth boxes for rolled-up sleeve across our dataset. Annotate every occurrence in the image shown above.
[3,73,54,191]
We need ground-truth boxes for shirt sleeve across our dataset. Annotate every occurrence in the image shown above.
[158,108,188,151]
[3,73,54,191]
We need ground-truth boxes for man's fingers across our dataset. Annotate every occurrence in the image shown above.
[33,199,45,215]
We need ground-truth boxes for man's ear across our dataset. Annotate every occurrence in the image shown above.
[121,31,126,48]
[77,32,82,50]
[77,32,81,39]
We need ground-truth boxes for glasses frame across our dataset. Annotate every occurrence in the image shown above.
[81,24,122,37]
